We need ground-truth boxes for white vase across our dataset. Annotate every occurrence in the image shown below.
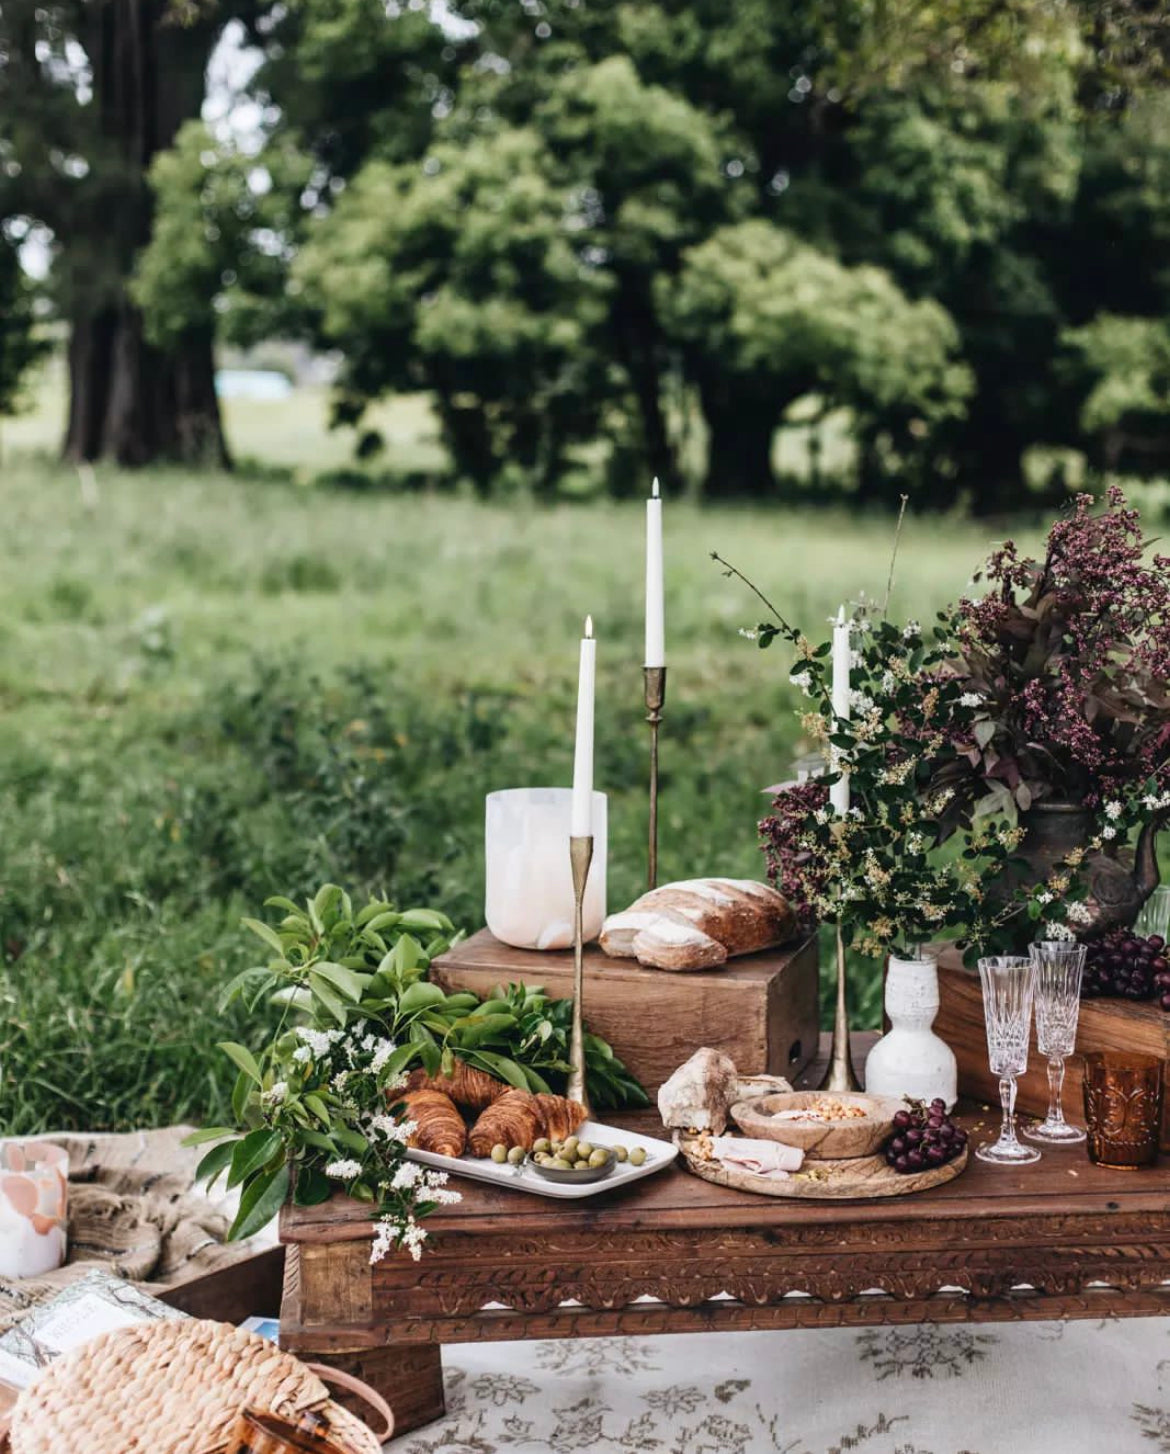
[863,955,957,1110]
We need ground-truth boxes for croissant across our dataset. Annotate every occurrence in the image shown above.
[531,1093,589,1144]
[468,1089,542,1157]
[398,1089,467,1158]
[406,1061,507,1112]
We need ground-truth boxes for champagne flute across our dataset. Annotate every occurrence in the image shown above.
[1024,941,1087,1145]
[976,956,1041,1165]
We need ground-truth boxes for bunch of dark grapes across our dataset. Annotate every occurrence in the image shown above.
[1153,937,1170,1011]
[885,1099,967,1175]
[1082,928,1168,1002]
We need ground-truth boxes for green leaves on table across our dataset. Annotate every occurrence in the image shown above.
[189,882,649,1245]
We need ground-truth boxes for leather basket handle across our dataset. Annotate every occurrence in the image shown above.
[307,1363,395,1444]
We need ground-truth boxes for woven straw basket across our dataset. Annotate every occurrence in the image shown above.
[9,1320,388,1454]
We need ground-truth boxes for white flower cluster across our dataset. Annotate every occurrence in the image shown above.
[1045,921,1076,941]
[789,670,814,695]
[1105,801,1123,820]
[739,627,759,641]
[902,620,920,639]
[260,1081,288,1107]
[959,692,982,709]
[848,689,875,714]
[365,1112,416,1147]
[1065,901,1093,926]
[1143,790,1170,812]
[371,1216,428,1264]
[325,1159,363,1180]
[370,1167,462,1264]
[370,1040,398,1076]
[296,1026,343,1058]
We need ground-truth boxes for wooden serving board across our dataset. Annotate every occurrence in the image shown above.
[677,1136,968,1200]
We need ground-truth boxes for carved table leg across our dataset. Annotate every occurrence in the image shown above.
[309,1342,446,1440]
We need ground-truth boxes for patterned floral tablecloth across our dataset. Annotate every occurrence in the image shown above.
[388,1320,1170,1454]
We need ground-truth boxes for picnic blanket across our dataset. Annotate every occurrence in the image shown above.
[0,1127,256,1335]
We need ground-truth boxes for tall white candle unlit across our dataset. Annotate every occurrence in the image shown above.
[571,616,596,837]
[830,604,851,817]
[645,478,665,668]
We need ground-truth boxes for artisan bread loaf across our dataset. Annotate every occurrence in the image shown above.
[600,877,794,972]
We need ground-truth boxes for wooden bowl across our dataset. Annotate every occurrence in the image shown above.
[730,1090,904,1160]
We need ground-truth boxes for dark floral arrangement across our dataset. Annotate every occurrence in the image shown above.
[947,486,1170,820]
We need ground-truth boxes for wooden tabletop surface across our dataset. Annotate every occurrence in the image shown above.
[282,1033,1170,1246]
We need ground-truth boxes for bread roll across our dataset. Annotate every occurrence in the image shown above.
[600,877,795,971]
[658,1047,740,1135]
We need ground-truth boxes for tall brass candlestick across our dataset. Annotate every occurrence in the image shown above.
[819,924,861,1092]
[644,665,666,890]
[567,834,595,1115]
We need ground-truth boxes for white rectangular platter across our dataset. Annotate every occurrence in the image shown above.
[407,1120,677,1200]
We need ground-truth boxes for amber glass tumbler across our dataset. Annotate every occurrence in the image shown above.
[225,1408,350,1454]
[1082,1052,1165,1169]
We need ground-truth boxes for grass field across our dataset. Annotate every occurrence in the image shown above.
[0,387,1044,1134]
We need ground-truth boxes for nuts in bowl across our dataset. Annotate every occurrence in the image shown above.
[729,1090,904,1160]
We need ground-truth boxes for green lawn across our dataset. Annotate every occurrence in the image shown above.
[0,393,1037,1134]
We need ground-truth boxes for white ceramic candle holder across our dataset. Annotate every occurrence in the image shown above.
[485,788,607,950]
[0,1140,69,1278]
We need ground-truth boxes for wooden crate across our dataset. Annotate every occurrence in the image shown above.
[431,929,821,1096]
[934,946,1170,1149]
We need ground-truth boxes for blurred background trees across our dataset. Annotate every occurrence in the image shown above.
[4,0,1170,509]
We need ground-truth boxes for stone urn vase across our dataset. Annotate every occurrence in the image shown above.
[1002,803,1164,941]
[863,955,957,1110]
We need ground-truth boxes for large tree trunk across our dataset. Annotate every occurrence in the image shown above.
[698,375,781,499]
[612,273,680,495]
[65,311,228,467]
[62,0,229,467]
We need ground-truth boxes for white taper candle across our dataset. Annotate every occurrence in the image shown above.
[571,616,596,837]
[830,605,851,817]
[644,478,665,668]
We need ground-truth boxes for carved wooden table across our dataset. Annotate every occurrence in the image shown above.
[279,1036,1170,1436]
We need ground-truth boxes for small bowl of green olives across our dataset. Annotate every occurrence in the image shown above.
[525,1135,648,1184]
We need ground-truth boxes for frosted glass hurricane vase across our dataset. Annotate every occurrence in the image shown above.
[485,788,607,951]
[864,955,958,1110]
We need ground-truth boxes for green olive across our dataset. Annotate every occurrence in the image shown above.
[490,1144,508,1164]
[613,1145,628,1163]
[561,1137,579,1160]
[507,1146,525,1166]
[574,1159,590,1170]
[552,1157,574,1171]
[533,1138,551,1155]
[575,1141,594,1159]
[588,1148,609,1168]
[628,1147,647,1167]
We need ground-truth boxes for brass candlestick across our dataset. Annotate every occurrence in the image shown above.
[819,924,861,1092]
[567,833,595,1115]
[644,665,666,890]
